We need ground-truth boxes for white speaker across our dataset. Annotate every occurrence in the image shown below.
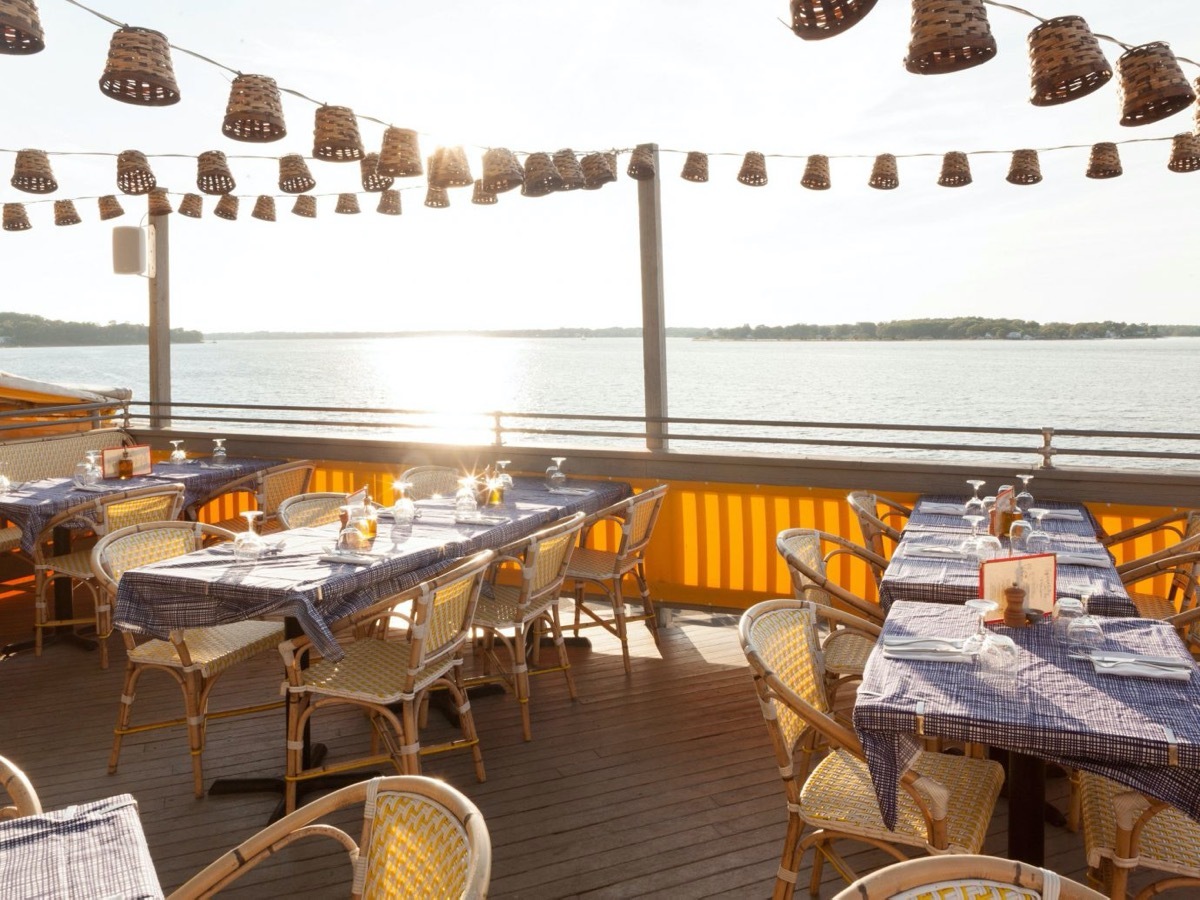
[112,226,145,275]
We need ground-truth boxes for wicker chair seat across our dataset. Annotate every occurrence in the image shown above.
[1126,591,1179,620]
[0,525,22,553]
[800,748,1003,854]
[127,621,283,678]
[1080,772,1200,878]
[37,547,93,579]
[473,582,557,629]
[822,629,876,675]
[563,545,626,580]
[295,638,456,703]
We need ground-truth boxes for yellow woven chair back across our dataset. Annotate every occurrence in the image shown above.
[359,790,474,898]
[102,485,185,533]
[259,462,314,516]
[405,555,489,683]
[102,528,198,582]
[279,492,345,529]
[776,529,834,607]
[619,484,667,560]
[847,491,890,557]
[401,466,460,501]
[516,512,585,605]
[742,601,828,754]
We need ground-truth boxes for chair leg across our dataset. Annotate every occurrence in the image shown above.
[612,580,631,675]
[514,625,533,741]
[400,699,422,775]
[572,581,585,635]
[549,606,577,701]
[284,692,305,815]
[774,810,804,900]
[109,661,142,774]
[448,669,486,783]
[33,570,48,657]
[634,563,660,643]
[182,669,206,798]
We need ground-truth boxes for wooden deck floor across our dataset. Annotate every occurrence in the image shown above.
[0,577,1133,898]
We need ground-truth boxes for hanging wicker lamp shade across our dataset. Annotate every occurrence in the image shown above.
[11,148,56,193]
[179,193,203,217]
[1006,149,1042,185]
[292,195,316,218]
[360,153,393,192]
[377,189,401,215]
[552,149,585,191]
[868,153,899,189]
[424,185,450,208]
[197,150,236,195]
[312,105,364,161]
[1115,43,1195,127]
[251,195,276,221]
[148,187,173,215]
[521,152,562,197]
[801,154,831,190]
[53,200,80,226]
[99,26,180,105]
[98,195,124,220]
[378,127,422,177]
[680,151,709,183]
[1027,16,1111,107]
[223,74,286,142]
[905,0,996,75]
[335,193,360,214]
[789,0,878,41]
[737,151,768,186]
[3,203,30,231]
[278,154,316,193]
[938,151,972,186]
[1168,133,1200,173]
[1085,142,1121,179]
[116,150,155,195]
[429,146,473,189]
[581,152,616,189]
[0,0,44,54]
[481,148,523,193]
[627,144,656,180]
[472,180,498,205]
[213,194,239,220]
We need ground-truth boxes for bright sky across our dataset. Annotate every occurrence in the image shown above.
[2,0,1198,333]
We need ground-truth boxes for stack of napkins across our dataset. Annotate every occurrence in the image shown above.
[1084,650,1193,681]
[882,635,973,663]
[920,502,966,515]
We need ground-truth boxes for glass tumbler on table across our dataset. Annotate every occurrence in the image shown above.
[545,457,567,491]
[212,438,227,463]
[233,511,265,563]
[0,462,10,494]
[455,477,479,519]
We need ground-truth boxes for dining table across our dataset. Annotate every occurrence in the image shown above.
[0,793,163,899]
[854,600,1200,866]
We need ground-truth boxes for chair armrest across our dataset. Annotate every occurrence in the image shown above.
[823,538,888,574]
[899,769,949,848]
[1101,511,1190,547]
[809,601,882,637]
[1119,550,1200,589]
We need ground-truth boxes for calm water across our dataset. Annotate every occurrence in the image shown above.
[2,336,1196,467]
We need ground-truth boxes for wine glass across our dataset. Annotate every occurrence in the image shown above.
[962,598,998,655]
[455,477,479,519]
[169,440,187,463]
[1014,474,1034,515]
[84,451,102,484]
[495,460,514,496]
[391,480,416,525]
[212,438,227,463]
[0,462,10,494]
[233,511,265,562]
[545,457,567,491]
[1026,508,1051,553]
[960,514,986,556]
[964,479,986,517]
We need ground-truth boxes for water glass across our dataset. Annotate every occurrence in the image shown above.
[169,440,187,463]
[455,478,479,519]
[0,463,10,494]
[1053,597,1084,643]
[336,524,369,555]
[73,461,92,489]
[973,534,1003,563]
[391,480,416,525]
[1067,615,1105,653]
[1008,519,1033,554]
[978,633,1020,685]
[212,438,227,463]
[545,457,567,491]
[233,511,265,563]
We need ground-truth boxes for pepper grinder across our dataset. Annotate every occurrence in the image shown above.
[1003,584,1028,628]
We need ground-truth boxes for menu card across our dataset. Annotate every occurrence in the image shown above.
[979,553,1057,613]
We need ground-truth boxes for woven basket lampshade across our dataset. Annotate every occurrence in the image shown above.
[278,154,316,194]
[179,193,203,217]
[627,144,656,180]
[197,150,236,195]
[521,152,563,197]
[223,74,286,142]
[1085,142,1122,179]
[99,26,180,105]
[0,0,44,54]
[552,149,585,191]
[98,195,124,220]
[213,194,239,221]
[737,151,768,186]
[3,203,30,231]
[1168,133,1200,173]
[251,195,276,221]
[1006,149,1042,185]
[148,187,173,215]
[938,151,972,186]
[868,153,899,189]
[680,151,709,183]
[335,193,360,214]
[378,127,422,177]
[905,0,996,75]
[116,150,155,195]
[789,0,878,41]
[1116,43,1195,127]
[472,180,498,205]
[1027,16,1111,106]
[424,185,450,208]
[360,153,393,192]
[292,195,316,218]
[377,189,401,215]
[53,200,80,226]
[312,105,364,161]
[429,146,473,189]
[481,148,524,193]
[11,148,56,193]
[581,152,616,190]
[801,154,831,190]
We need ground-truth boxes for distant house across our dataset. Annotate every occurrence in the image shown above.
[1006,331,1022,340]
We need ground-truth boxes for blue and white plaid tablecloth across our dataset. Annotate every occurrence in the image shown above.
[114,477,630,661]
[0,793,163,899]
[854,601,1200,831]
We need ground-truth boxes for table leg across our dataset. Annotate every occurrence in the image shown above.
[1007,751,1046,866]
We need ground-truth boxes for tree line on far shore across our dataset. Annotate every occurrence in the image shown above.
[0,313,202,347]
[705,318,1198,341]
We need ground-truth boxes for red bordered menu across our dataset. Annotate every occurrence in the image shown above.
[100,445,152,478]
[979,553,1057,614]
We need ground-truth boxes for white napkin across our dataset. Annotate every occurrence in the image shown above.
[904,546,967,560]
[318,553,379,566]
[73,482,110,492]
[1056,553,1110,568]
[920,502,966,515]
[882,635,973,663]
[1040,509,1084,521]
[547,487,593,496]
[454,514,509,525]
[1086,651,1193,681]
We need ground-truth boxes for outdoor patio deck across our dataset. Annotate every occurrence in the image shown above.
[1,575,1122,898]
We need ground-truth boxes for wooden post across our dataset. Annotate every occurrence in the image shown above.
[637,144,669,451]
[147,211,171,429]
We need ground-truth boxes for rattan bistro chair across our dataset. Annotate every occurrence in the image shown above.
[739,599,1004,898]
[190,460,314,534]
[92,521,285,798]
[846,491,912,561]
[1115,514,1200,620]
[279,551,493,815]
[470,512,585,741]
[168,775,491,900]
[278,491,347,529]
[400,465,461,501]
[1100,508,1200,551]
[33,482,186,668]
[565,484,668,676]
[832,854,1104,900]
[0,755,42,820]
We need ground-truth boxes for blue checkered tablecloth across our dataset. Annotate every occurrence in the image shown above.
[114,477,630,661]
[880,496,1137,618]
[854,601,1200,831]
[0,793,163,899]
